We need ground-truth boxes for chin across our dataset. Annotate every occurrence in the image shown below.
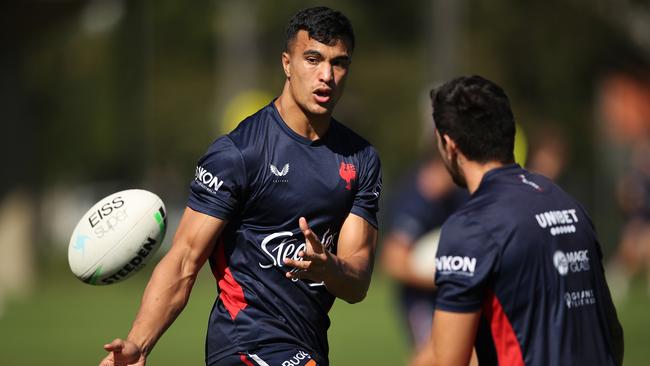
[308,104,332,116]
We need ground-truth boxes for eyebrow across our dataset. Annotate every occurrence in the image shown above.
[303,49,323,57]
[303,49,350,62]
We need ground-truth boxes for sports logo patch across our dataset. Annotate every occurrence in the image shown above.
[553,249,590,276]
[339,162,356,190]
[195,165,225,193]
[270,163,290,177]
[435,255,477,276]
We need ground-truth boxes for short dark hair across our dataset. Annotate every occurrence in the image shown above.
[431,75,516,164]
[285,6,355,52]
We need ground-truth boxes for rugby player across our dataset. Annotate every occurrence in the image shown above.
[380,157,466,348]
[413,75,624,366]
[99,7,381,366]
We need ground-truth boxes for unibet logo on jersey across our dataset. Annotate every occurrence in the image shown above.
[436,255,477,277]
[535,209,578,236]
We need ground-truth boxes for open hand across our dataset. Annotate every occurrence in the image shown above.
[99,338,145,366]
[283,217,333,282]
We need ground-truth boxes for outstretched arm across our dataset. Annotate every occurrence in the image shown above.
[380,231,437,289]
[99,207,226,366]
[284,213,377,303]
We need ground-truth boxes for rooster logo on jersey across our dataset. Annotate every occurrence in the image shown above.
[339,162,356,190]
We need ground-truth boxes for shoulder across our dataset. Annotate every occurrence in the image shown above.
[202,134,240,159]
[331,120,378,156]
[439,208,498,253]
[226,102,276,148]
[441,211,483,240]
[196,135,246,184]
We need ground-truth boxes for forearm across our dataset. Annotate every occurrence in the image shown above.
[323,252,373,303]
[126,250,198,356]
[286,215,377,303]
[324,214,377,303]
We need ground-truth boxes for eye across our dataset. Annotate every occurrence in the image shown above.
[306,57,319,64]
[332,59,350,69]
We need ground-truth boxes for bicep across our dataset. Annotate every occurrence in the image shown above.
[431,310,481,366]
[165,207,227,274]
[337,213,378,261]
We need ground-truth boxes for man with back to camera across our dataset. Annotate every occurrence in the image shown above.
[99,7,381,366]
[412,75,624,366]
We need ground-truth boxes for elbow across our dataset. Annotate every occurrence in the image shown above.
[342,287,368,304]
[343,295,365,304]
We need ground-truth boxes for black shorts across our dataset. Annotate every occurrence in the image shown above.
[210,346,319,366]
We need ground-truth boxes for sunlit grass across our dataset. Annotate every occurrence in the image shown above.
[0,258,646,365]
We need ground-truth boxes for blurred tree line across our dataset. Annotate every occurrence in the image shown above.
[2,0,649,253]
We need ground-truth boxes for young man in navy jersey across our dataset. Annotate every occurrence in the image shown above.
[413,75,623,366]
[100,7,381,366]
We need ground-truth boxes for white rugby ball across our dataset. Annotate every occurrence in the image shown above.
[409,227,441,281]
[68,189,167,285]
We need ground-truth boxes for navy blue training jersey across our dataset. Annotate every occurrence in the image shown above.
[187,101,382,365]
[435,164,622,366]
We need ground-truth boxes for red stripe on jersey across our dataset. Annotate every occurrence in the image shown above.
[483,290,525,366]
[239,354,255,366]
[210,238,248,320]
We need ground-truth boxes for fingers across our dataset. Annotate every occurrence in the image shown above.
[282,217,331,282]
[283,257,315,270]
[99,354,114,366]
[299,217,323,254]
[99,345,118,366]
[103,338,124,352]
[283,263,315,281]
[299,216,308,231]
[283,256,325,281]
[285,269,309,280]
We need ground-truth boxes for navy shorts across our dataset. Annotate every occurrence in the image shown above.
[210,346,320,366]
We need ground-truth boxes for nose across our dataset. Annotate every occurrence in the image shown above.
[319,63,334,83]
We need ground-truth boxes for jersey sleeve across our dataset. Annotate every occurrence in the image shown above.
[351,146,382,229]
[187,136,246,220]
[435,215,500,312]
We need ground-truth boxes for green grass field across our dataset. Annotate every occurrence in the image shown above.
[0,259,648,365]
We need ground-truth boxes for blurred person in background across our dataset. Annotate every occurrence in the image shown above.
[525,124,568,182]
[99,7,381,366]
[413,75,623,366]
[380,154,467,350]
[613,142,650,297]
[598,62,650,300]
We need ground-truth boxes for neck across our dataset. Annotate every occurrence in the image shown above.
[274,82,331,141]
[461,159,506,194]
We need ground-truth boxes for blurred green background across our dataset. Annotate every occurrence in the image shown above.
[2,0,650,365]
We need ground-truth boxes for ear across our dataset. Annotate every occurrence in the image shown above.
[281,52,291,78]
[441,133,457,160]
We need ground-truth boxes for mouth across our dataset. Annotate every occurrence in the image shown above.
[313,88,332,104]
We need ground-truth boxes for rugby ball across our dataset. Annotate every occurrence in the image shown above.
[68,189,167,285]
[409,227,441,281]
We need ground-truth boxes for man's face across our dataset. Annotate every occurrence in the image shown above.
[283,30,351,116]
[435,130,467,188]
